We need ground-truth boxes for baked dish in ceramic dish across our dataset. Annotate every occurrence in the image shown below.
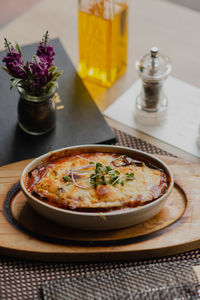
[20,145,174,230]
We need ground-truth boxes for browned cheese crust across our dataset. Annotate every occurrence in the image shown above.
[26,152,168,211]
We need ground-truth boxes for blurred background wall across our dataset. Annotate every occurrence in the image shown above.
[165,0,200,12]
[0,0,40,28]
[0,0,200,30]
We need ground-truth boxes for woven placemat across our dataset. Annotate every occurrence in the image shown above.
[1,128,199,300]
[42,261,200,300]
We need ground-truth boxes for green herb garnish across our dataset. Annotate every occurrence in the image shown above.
[112,177,120,185]
[101,175,107,185]
[126,172,134,179]
[63,175,72,182]
[109,173,120,185]
[95,162,104,174]
[90,173,97,188]
[105,165,112,173]
[89,162,135,189]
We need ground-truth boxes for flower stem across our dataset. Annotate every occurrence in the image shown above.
[4,38,12,54]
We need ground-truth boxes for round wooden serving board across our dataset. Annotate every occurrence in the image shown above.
[8,183,186,244]
[0,156,199,262]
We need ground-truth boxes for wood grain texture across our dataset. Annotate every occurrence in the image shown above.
[0,156,200,262]
[10,184,186,243]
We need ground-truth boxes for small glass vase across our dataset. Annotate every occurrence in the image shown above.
[17,87,57,135]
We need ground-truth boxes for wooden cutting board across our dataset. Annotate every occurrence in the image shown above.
[0,156,200,262]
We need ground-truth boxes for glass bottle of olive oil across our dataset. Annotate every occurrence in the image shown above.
[78,0,128,87]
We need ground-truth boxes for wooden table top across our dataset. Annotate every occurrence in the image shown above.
[0,0,200,162]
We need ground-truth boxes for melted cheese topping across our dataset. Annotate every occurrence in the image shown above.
[26,152,168,211]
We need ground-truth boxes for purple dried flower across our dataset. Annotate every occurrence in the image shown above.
[37,44,55,67]
[2,32,62,96]
[36,31,55,67]
[30,58,52,88]
[2,47,27,79]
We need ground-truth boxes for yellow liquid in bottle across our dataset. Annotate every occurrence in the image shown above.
[78,2,128,87]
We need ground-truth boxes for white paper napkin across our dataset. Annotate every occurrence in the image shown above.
[104,77,200,158]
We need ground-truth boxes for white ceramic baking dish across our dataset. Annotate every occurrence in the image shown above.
[20,145,174,230]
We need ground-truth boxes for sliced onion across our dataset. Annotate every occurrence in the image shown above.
[70,165,90,189]
[111,176,122,185]
[111,155,132,167]
[66,164,94,176]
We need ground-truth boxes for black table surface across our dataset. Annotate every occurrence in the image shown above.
[0,38,116,167]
